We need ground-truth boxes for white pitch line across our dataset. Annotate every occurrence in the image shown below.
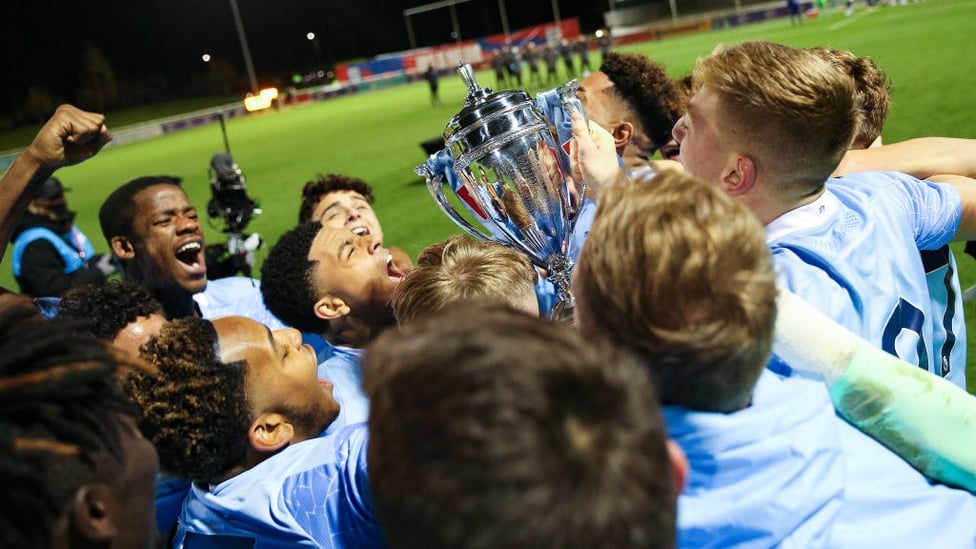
[829,8,874,31]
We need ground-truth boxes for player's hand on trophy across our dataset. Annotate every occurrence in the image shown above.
[569,112,619,197]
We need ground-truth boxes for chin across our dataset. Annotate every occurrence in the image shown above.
[183,278,209,294]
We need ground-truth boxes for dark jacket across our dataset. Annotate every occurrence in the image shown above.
[10,213,105,297]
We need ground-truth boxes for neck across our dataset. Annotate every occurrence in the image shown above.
[324,309,395,348]
[218,431,317,484]
[123,266,202,319]
[150,283,198,320]
[756,184,826,226]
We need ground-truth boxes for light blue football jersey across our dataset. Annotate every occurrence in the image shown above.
[175,425,383,548]
[766,171,964,386]
[195,276,287,330]
[317,345,369,436]
[669,370,976,548]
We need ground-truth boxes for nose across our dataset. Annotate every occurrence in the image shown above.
[176,214,200,234]
[356,234,381,255]
[345,208,361,223]
[273,327,303,350]
[368,237,382,255]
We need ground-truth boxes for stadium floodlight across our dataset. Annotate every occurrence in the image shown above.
[243,87,279,112]
[229,0,259,94]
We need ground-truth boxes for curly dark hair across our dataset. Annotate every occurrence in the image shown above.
[600,52,684,153]
[0,305,138,548]
[260,222,329,334]
[122,317,250,483]
[298,174,375,224]
[57,281,163,341]
[99,175,183,244]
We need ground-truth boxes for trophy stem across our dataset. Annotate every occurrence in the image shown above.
[546,253,575,322]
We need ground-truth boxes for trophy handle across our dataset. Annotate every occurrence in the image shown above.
[416,163,495,242]
[556,79,590,229]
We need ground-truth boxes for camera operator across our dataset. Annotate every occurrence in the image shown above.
[10,176,116,297]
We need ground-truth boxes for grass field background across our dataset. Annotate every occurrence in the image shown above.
[4,0,975,391]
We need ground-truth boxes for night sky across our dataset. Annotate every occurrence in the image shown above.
[1,0,607,119]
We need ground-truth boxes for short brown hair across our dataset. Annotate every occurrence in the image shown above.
[695,41,857,198]
[574,169,777,412]
[364,302,677,549]
[391,235,538,324]
[298,174,374,224]
[811,47,892,149]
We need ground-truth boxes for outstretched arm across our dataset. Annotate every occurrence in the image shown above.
[0,105,111,262]
[774,288,976,493]
[924,174,976,242]
[835,137,976,179]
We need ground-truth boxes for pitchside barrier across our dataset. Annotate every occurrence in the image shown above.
[0,0,805,173]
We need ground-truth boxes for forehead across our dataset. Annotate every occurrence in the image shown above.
[212,316,274,364]
[314,189,371,213]
[687,85,720,120]
[133,184,193,216]
[580,70,615,94]
[114,312,166,343]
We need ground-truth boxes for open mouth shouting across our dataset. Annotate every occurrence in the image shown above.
[387,252,405,282]
[175,240,206,276]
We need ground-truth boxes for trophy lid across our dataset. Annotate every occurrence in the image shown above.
[443,61,545,160]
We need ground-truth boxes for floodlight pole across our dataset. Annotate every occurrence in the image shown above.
[497,0,510,40]
[230,0,259,94]
[405,14,418,50]
[550,0,562,39]
[550,0,561,24]
[449,2,462,44]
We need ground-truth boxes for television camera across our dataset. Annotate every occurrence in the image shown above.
[205,152,263,279]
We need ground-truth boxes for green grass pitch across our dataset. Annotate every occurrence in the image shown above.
[4,0,975,391]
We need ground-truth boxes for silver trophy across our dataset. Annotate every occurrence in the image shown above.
[415,62,583,319]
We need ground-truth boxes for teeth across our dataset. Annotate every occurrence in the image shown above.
[387,253,393,265]
[177,242,201,254]
[352,227,369,236]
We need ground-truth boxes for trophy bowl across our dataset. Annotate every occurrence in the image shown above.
[416,62,578,316]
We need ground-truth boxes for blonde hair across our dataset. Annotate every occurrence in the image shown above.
[695,41,857,199]
[392,235,538,324]
[574,169,777,412]
[810,47,891,149]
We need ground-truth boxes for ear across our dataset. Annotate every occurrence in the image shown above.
[69,484,118,543]
[666,439,689,494]
[314,294,351,321]
[110,236,135,260]
[248,413,296,453]
[720,154,757,197]
[610,121,635,151]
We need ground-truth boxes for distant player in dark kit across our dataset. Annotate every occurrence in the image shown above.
[424,66,441,106]
[544,43,560,85]
[788,0,803,25]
